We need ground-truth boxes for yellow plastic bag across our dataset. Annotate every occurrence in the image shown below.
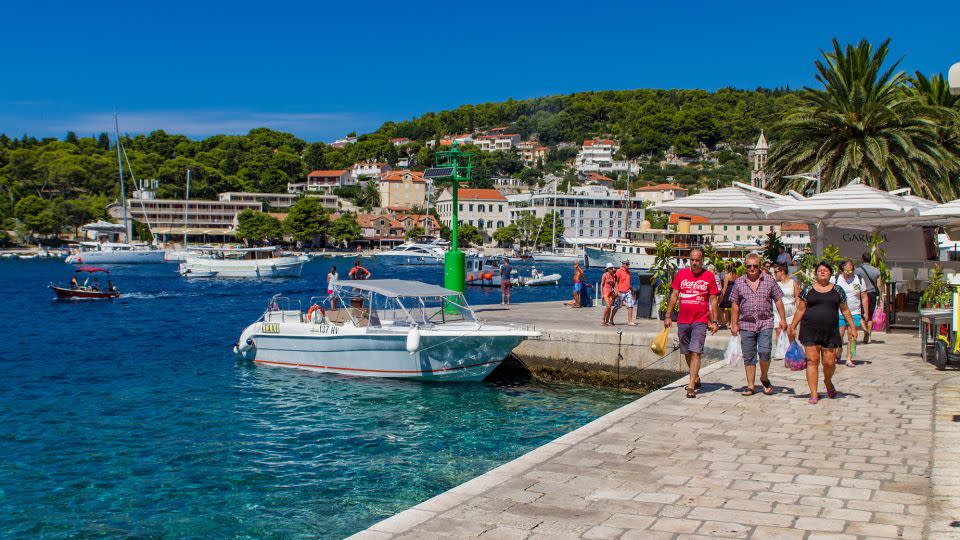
[650,326,669,357]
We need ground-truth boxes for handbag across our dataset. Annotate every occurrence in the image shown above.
[784,340,807,371]
[650,326,669,356]
[773,331,790,359]
[871,303,887,332]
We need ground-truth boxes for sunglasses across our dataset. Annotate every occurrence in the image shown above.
[745,264,760,269]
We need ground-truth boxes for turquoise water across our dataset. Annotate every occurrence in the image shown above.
[0,258,633,538]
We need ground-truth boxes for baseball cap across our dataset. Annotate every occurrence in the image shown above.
[605,263,614,268]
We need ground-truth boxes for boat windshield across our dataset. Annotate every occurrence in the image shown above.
[329,287,477,328]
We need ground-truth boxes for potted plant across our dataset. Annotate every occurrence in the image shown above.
[651,238,677,319]
[922,265,953,309]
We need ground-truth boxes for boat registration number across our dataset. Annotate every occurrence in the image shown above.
[262,323,280,333]
[316,324,339,335]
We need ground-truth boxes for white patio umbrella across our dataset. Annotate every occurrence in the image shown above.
[922,198,960,239]
[766,178,940,253]
[653,182,793,223]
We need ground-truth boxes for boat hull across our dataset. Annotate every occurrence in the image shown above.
[179,256,305,278]
[66,250,166,264]
[583,246,656,269]
[239,325,528,381]
[51,286,119,300]
[373,254,443,265]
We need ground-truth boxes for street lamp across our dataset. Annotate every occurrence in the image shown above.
[950,62,960,96]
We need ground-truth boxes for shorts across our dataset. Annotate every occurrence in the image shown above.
[740,328,773,366]
[864,292,878,318]
[839,314,862,328]
[573,282,582,293]
[501,280,512,291]
[615,291,635,308]
[678,322,707,355]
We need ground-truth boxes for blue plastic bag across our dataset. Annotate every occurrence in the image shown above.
[784,340,806,371]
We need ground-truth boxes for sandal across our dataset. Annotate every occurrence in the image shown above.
[760,378,773,395]
[825,383,837,399]
[740,387,756,396]
[846,360,855,368]
[808,396,818,405]
[695,379,702,390]
[685,387,696,398]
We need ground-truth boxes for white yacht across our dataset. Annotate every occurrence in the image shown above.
[179,246,307,278]
[531,248,582,263]
[65,242,166,264]
[374,243,445,265]
[233,280,539,381]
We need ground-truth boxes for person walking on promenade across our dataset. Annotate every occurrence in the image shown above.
[729,252,788,396]
[569,262,584,307]
[611,261,637,326]
[348,260,370,280]
[500,258,513,305]
[776,246,793,267]
[772,263,799,349]
[664,248,719,398]
[719,262,737,327]
[788,261,858,404]
[600,263,618,326]
[855,251,882,343]
[831,259,868,367]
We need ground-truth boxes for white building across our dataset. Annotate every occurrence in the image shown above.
[516,141,548,166]
[331,135,356,148]
[218,192,299,209]
[391,137,411,146]
[508,185,644,244]
[352,162,391,183]
[670,214,810,246]
[633,183,688,205]
[575,139,639,174]
[436,188,509,242]
[474,134,521,152]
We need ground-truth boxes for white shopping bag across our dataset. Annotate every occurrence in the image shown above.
[773,331,790,359]
[724,336,743,367]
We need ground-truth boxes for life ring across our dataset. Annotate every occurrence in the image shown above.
[307,304,325,322]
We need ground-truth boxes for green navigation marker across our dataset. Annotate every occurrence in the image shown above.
[424,141,474,296]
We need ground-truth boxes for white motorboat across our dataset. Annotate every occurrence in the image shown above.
[531,249,582,263]
[518,269,561,286]
[179,246,307,278]
[65,242,166,264]
[233,280,539,381]
[374,243,445,265]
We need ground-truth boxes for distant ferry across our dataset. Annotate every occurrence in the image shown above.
[583,228,715,269]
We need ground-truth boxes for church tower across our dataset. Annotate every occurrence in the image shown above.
[750,130,768,188]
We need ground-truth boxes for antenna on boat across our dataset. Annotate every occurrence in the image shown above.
[184,168,191,249]
[114,113,130,243]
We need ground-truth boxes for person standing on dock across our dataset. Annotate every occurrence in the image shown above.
[611,261,637,326]
[664,248,719,398]
[500,258,513,305]
[569,262,584,308]
[600,263,617,325]
[729,252,787,396]
[349,260,370,280]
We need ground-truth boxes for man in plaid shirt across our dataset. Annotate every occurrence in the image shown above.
[730,252,788,396]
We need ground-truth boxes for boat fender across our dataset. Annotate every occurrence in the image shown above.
[484,272,492,280]
[467,273,473,282]
[237,338,255,355]
[307,304,325,322]
[406,327,421,353]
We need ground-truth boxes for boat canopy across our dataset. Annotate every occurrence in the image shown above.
[336,279,460,298]
[75,266,110,273]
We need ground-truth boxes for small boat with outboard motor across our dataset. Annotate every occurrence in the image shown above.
[50,266,120,299]
[464,257,560,287]
[233,279,539,381]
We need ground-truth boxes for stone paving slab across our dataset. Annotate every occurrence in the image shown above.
[350,332,960,539]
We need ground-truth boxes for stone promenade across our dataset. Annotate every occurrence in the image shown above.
[351,331,960,539]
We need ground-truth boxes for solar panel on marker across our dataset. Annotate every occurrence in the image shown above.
[423,167,454,178]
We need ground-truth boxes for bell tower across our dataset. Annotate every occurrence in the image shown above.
[750,130,768,188]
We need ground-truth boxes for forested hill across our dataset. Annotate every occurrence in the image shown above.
[376,88,800,155]
[0,87,799,218]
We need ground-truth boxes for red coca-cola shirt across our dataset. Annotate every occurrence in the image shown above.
[670,267,720,324]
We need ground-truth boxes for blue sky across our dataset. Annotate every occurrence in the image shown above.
[2,0,957,142]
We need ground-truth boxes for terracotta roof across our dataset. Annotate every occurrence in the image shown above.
[637,183,687,192]
[356,213,403,229]
[780,222,810,232]
[308,170,349,177]
[379,170,426,183]
[587,173,614,183]
[268,212,288,221]
[583,139,616,147]
[456,188,507,201]
[391,137,410,142]
[668,213,710,225]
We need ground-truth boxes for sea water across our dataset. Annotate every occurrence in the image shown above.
[0,258,633,538]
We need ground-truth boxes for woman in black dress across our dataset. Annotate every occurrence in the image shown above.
[788,262,857,404]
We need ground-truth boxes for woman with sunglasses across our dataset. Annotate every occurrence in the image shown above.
[772,263,799,352]
[788,261,857,404]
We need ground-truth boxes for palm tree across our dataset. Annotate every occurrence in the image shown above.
[766,39,957,201]
[907,71,960,199]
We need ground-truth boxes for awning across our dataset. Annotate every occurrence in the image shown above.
[653,182,793,223]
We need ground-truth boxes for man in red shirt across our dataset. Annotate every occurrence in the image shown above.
[611,261,637,326]
[664,248,719,398]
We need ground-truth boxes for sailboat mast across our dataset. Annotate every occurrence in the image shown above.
[114,114,130,242]
[551,185,557,252]
[623,168,631,240]
[184,169,191,248]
